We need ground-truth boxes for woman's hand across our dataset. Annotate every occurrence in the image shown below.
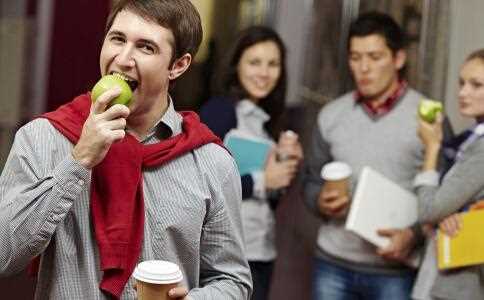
[264,149,299,190]
[277,131,304,162]
[439,213,462,238]
[417,113,444,150]
[417,113,443,171]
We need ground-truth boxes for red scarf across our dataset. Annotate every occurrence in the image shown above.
[39,93,223,298]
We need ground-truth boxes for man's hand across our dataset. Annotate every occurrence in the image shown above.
[317,186,350,218]
[376,228,415,262]
[133,284,189,299]
[168,286,189,299]
[72,88,130,169]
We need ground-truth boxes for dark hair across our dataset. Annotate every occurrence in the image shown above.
[217,26,287,139]
[348,11,407,78]
[466,48,484,63]
[105,0,203,63]
[348,11,407,54]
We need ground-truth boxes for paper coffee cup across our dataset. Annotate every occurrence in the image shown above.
[133,260,183,300]
[320,162,352,196]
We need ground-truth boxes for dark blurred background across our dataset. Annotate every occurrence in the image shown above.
[1,0,484,299]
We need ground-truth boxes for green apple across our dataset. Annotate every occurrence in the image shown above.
[91,74,132,106]
[418,99,443,123]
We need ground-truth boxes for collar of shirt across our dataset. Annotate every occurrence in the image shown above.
[235,99,270,138]
[354,80,408,118]
[237,99,270,122]
[235,99,270,137]
[455,122,484,161]
[130,96,182,144]
[474,122,484,136]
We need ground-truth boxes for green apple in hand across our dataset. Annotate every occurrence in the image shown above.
[418,99,443,123]
[91,74,132,106]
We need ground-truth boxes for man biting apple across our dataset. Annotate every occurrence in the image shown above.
[0,1,251,299]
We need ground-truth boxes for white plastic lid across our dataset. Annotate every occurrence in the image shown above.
[320,162,352,180]
[133,260,183,284]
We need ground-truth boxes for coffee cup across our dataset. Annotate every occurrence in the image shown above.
[320,162,352,197]
[133,260,183,300]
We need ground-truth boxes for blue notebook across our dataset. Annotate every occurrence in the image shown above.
[224,131,272,176]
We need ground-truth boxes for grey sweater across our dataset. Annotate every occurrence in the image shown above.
[304,88,425,274]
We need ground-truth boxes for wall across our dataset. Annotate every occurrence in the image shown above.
[0,1,110,298]
[0,1,28,167]
[273,0,314,107]
[444,0,484,132]
[45,1,110,112]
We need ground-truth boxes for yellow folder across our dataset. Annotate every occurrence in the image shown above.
[437,209,484,269]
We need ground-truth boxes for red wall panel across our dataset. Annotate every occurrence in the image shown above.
[46,0,111,111]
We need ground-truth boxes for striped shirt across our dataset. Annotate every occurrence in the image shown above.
[0,99,252,299]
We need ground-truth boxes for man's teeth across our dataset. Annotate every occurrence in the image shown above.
[111,72,131,81]
[111,72,138,90]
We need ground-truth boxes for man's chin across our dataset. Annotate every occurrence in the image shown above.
[357,89,376,99]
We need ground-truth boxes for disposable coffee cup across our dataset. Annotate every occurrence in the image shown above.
[133,260,183,300]
[320,162,352,197]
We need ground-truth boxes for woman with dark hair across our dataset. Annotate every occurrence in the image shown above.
[412,48,484,300]
[200,26,303,300]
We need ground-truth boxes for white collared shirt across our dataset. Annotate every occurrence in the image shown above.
[235,99,277,261]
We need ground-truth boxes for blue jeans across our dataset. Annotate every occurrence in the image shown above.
[313,257,415,300]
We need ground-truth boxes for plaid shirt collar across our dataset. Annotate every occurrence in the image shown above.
[354,80,408,118]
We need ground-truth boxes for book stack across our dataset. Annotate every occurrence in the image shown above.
[437,209,484,269]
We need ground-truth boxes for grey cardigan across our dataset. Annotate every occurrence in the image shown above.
[415,127,484,300]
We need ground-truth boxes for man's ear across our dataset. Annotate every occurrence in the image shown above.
[394,50,407,71]
[168,53,192,80]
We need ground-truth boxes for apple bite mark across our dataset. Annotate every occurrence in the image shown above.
[110,71,139,92]
[418,99,443,123]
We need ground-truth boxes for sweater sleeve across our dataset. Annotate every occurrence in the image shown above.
[241,174,254,199]
[199,97,237,141]
[417,138,484,223]
[302,122,333,217]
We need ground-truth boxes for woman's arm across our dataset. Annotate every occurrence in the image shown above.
[199,97,237,141]
[418,138,484,223]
